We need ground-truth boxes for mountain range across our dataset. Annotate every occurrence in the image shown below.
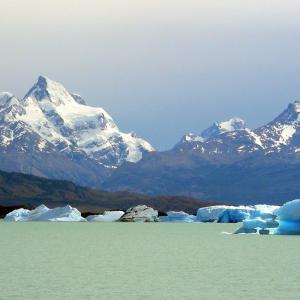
[1,76,300,205]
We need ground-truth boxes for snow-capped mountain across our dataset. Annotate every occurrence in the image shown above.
[2,78,300,205]
[102,101,300,204]
[201,117,246,139]
[175,117,262,162]
[0,76,154,167]
[175,102,300,162]
[255,101,300,153]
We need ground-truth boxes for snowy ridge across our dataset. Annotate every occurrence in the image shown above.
[177,102,300,159]
[201,117,246,139]
[0,76,154,166]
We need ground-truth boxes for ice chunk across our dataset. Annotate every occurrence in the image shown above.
[218,208,255,223]
[4,204,85,222]
[273,199,300,235]
[197,204,279,223]
[4,208,31,222]
[197,206,231,222]
[197,205,255,222]
[253,205,280,216]
[160,211,196,223]
[86,211,124,222]
[121,205,158,222]
[235,217,279,234]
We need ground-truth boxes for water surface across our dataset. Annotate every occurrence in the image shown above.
[0,222,299,299]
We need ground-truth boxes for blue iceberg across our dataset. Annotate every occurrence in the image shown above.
[235,217,279,234]
[217,208,256,223]
[160,211,196,222]
[197,205,253,222]
[273,199,300,235]
[234,199,300,235]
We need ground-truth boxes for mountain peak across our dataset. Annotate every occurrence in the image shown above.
[37,75,49,84]
[271,101,300,124]
[24,76,77,106]
[201,117,246,139]
[290,101,300,113]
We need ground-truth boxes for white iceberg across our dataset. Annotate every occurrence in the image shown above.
[86,211,124,222]
[197,204,280,223]
[4,204,86,222]
[160,211,196,223]
[253,204,280,216]
[196,205,255,223]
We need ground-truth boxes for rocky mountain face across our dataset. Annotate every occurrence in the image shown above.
[0,76,154,187]
[103,103,300,205]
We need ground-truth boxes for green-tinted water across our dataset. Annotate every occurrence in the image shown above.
[0,222,299,300]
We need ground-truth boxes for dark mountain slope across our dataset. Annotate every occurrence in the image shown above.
[103,151,300,205]
[0,170,216,214]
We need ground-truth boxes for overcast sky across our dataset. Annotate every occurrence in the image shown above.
[1,0,300,149]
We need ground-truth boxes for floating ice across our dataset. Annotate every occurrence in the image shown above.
[86,211,124,222]
[160,211,196,223]
[197,204,280,223]
[218,208,255,223]
[273,199,300,235]
[234,200,300,235]
[4,204,85,222]
[234,218,279,234]
[121,205,159,222]
[197,205,255,223]
[253,205,280,216]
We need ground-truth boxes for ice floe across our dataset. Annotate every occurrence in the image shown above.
[86,211,124,222]
[160,211,196,223]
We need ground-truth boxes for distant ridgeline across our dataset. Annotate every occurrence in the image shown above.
[1,76,300,205]
[0,169,217,215]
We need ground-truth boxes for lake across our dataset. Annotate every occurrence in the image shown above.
[0,222,299,299]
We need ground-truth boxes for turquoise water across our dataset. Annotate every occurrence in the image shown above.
[0,222,300,299]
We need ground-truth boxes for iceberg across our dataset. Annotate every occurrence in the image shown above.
[197,204,280,223]
[121,205,159,222]
[234,218,279,234]
[253,204,280,216]
[217,208,255,223]
[4,204,86,222]
[197,206,231,222]
[273,199,300,235]
[197,205,255,223]
[86,211,124,222]
[234,200,300,235]
[160,211,196,223]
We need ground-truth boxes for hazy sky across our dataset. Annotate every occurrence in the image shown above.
[1,0,300,149]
